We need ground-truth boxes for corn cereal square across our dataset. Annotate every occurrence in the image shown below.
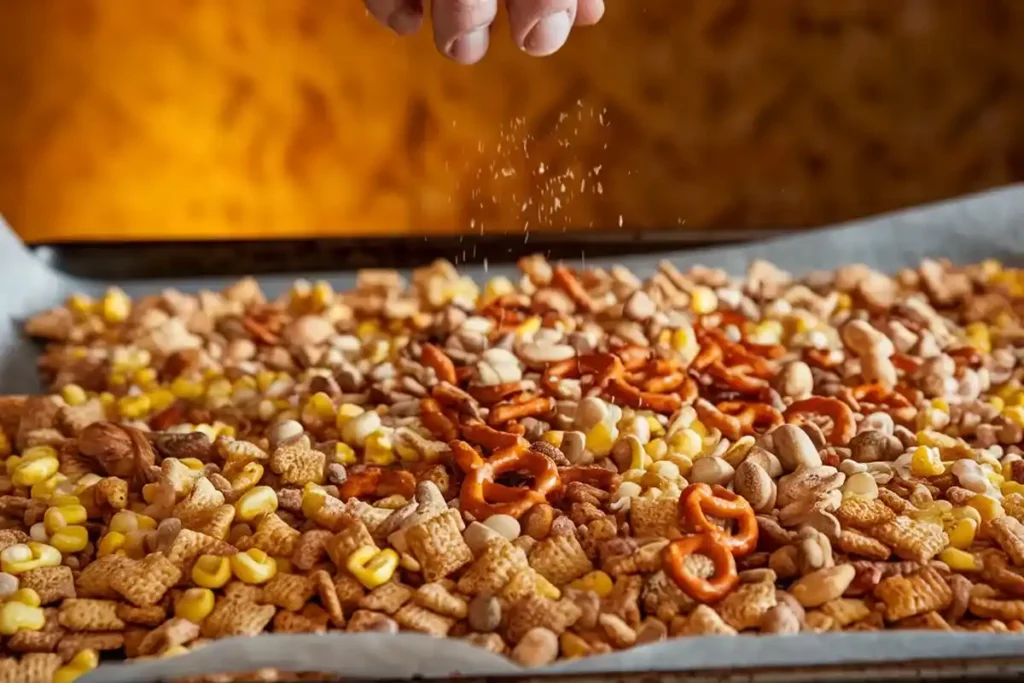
[393,602,455,637]
[875,567,952,621]
[528,533,593,585]
[58,599,125,632]
[989,517,1024,567]
[74,555,130,600]
[360,581,414,615]
[262,572,316,612]
[406,510,473,582]
[270,435,326,486]
[869,516,947,562]
[457,539,529,596]
[111,552,182,607]
[835,497,897,529]
[19,566,75,605]
[326,521,376,569]
[715,580,776,631]
[629,497,681,539]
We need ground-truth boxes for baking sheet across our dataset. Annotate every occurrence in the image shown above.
[0,185,1023,681]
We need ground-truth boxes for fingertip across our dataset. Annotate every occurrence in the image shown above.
[444,27,491,64]
[521,10,572,57]
[388,7,424,35]
[575,0,604,26]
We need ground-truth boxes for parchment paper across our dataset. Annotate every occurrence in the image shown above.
[0,185,1023,681]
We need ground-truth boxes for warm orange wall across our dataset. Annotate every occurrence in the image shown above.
[1,1,1023,242]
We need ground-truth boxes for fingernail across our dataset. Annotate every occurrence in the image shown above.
[387,7,422,35]
[447,28,489,64]
[522,11,572,56]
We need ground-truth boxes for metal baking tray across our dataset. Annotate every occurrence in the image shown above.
[2,185,1024,682]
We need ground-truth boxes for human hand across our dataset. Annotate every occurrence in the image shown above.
[364,0,605,65]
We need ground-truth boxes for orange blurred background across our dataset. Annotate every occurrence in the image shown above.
[1,0,1023,243]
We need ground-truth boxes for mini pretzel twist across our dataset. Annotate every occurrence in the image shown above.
[450,440,561,520]
[694,400,783,440]
[421,343,458,385]
[784,396,856,446]
[662,533,740,604]
[339,466,417,500]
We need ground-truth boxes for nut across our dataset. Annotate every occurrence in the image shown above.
[771,425,822,472]
[733,461,776,513]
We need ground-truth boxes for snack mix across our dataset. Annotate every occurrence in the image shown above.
[1,255,1023,681]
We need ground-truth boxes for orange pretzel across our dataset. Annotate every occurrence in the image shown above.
[467,382,529,404]
[803,347,843,370]
[558,465,621,490]
[420,398,460,442]
[785,396,856,446]
[695,400,782,440]
[677,483,758,556]
[891,353,923,375]
[542,354,624,395]
[421,343,457,385]
[432,382,476,410]
[691,341,724,371]
[460,419,527,451]
[488,396,555,427]
[451,441,561,520]
[339,466,417,500]
[706,363,769,393]
[849,384,917,423]
[604,377,683,413]
[552,265,596,313]
[614,345,654,372]
[663,534,739,603]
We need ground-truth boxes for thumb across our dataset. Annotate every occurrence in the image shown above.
[365,0,424,35]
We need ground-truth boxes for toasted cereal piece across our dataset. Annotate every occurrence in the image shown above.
[4,652,61,683]
[969,596,1024,621]
[528,533,593,586]
[846,610,885,631]
[500,568,544,604]
[0,528,31,553]
[262,572,316,612]
[805,611,838,632]
[246,512,301,557]
[979,550,1024,598]
[988,517,1024,567]
[272,606,328,634]
[897,611,953,631]
[504,594,582,644]
[716,580,777,631]
[58,599,125,631]
[138,617,202,656]
[346,609,399,633]
[201,595,276,639]
[173,477,227,528]
[869,516,947,562]
[165,528,236,573]
[359,581,413,615]
[57,632,125,659]
[193,504,237,541]
[604,540,670,576]
[19,566,75,605]
[945,573,972,624]
[111,552,182,607]
[820,598,872,627]
[836,529,892,561]
[602,574,643,627]
[393,602,456,636]
[116,603,170,627]
[6,628,64,654]
[676,605,738,636]
[325,522,375,569]
[270,435,326,486]
[457,539,529,596]
[877,488,915,515]
[875,566,953,622]
[1004,493,1024,523]
[641,570,695,622]
[835,497,897,529]
[122,627,149,658]
[75,554,130,599]
[414,583,468,619]
[333,571,368,609]
[406,510,473,582]
[311,568,345,627]
[629,497,681,539]
[292,529,334,570]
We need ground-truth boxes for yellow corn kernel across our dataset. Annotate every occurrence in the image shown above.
[1002,406,1024,429]
[0,599,45,635]
[11,448,59,487]
[355,320,380,340]
[689,286,718,314]
[161,645,190,658]
[539,431,563,448]
[668,429,703,458]
[1002,481,1024,497]
[989,396,1007,414]
[835,292,853,310]
[117,394,152,420]
[274,556,293,574]
[60,384,88,407]
[50,526,89,554]
[97,531,127,557]
[4,454,21,476]
[49,492,79,507]
[235,486,279,522]
[585,422,617,458]
[133,367,158,388]
[108,510,139,534]
[346,546,399,590]
[175,587,216,623]
[567,570,613,598]
[230,548,277,585]
[0,543,61,574]
[656,329,671,347]
[939,547,977,572]
[192,554,232,589]
[205,378,232,402]
[30,473,67,501]
[751,320,784,345]
[560,632,591,659]
[330,442,357,467]
[964,322,992,353]
[170,377,204,400]
[988,472,1006,489]
[534,574,561,600]
[10,588,41,607]
[482,276,515,303]
[968,494,1005,523]
[515,316,541,338]
[44,504,87,535]
[304,392,336,422]
[364,429,396,466]
[930,398,951,415]
[51,648,100,683]
[73,473,100,493]
[335,403,365,431]
[670,327,697,353]
[101,287,131,323]
[622,468,645,485]
[910,446,945,478]
[946,517,978,550]
[147,388,176,413]
[66,293,94,315]
[916,430,958,449]
[644,438,668,461]
[301,484,327,519]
